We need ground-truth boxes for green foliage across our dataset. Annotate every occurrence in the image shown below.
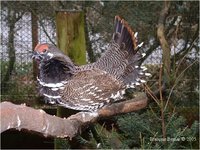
[1,61,37,104]
[1,61,9,78]
[75,131,99,149]
[1,60,33,79]
[54,138,70,149]
[116,110,198,149]
[93,123,123,149]
[74,123,123,149]
[74,108,198,149]
[171,60,199,107]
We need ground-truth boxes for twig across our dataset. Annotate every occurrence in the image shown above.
[144,85,160,106]
[157,1,171,81]
[159,64,166,142]
[164,59,198,112]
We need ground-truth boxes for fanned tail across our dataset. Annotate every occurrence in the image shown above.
[93,16,150,88]
[113,16,138,52]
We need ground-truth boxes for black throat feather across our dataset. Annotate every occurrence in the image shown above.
[39,58,74,83]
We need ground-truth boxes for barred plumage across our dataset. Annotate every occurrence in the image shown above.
[32,16,150,111]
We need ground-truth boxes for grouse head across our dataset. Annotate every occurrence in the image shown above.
[32,43,75,69]
[33,44,69,62]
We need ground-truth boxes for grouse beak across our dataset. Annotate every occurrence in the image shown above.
[32,51,54,62]
[32,51,43,60]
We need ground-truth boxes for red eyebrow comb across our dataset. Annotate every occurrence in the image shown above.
[34,44,49,52]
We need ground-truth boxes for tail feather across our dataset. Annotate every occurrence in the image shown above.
[92,16,148,88]
[114,16,137,51]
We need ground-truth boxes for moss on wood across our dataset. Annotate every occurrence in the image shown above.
[56,11,86,65]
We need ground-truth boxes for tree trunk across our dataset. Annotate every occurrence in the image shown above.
[56,10,86,65]
[157,1,171,144]
[2,9,16,93]
[157,1,171,85]
[31,8,39,80]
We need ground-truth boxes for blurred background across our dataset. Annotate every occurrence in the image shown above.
[1,1,199,149]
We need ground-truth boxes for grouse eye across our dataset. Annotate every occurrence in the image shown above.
[43,49,47,53]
